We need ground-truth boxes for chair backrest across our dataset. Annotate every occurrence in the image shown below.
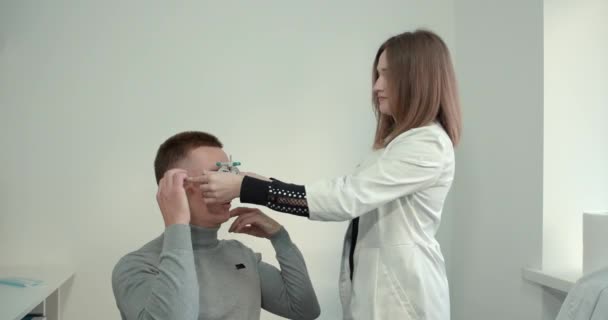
[556,267,608,320]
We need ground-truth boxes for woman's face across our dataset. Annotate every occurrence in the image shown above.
[373,50,391,116]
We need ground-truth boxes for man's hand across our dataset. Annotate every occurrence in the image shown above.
[228,207,281,238]
[186,171,244,204]
[156,169,191,227]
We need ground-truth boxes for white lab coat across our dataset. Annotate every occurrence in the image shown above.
[306,122,454,320]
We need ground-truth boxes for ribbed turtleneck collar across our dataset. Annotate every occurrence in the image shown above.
[190,224,220,249]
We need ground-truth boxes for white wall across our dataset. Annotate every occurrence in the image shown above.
[544,0,608,274]
[543,0,608,318]
[0,1,455,319]
[447,0,544,319]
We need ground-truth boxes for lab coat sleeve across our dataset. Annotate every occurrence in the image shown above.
[305,128,449,221]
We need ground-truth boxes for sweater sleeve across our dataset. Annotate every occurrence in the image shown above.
[111,224,199,320]
[258,227,321,320]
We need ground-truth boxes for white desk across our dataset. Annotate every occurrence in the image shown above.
[0,266,74,320]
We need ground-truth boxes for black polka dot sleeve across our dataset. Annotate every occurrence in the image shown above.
[239,176,310,217]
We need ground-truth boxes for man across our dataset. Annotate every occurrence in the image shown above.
[112,131,320,320]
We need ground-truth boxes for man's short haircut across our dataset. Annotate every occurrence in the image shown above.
[154,131,223,184]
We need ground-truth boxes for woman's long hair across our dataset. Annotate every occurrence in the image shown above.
[372,29,462,149]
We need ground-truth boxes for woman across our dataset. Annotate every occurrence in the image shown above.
[190,29,461,320]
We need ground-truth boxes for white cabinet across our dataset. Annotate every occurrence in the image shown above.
[0,266,74,320]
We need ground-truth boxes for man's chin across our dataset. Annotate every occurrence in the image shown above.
[190,203,232,226]
[207,208,231,223]
[212,212,231,223]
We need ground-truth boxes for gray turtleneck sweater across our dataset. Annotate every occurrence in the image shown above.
[111,224,320,320]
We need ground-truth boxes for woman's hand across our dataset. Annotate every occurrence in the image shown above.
[228,207,281,238]
[186,171,244,204]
